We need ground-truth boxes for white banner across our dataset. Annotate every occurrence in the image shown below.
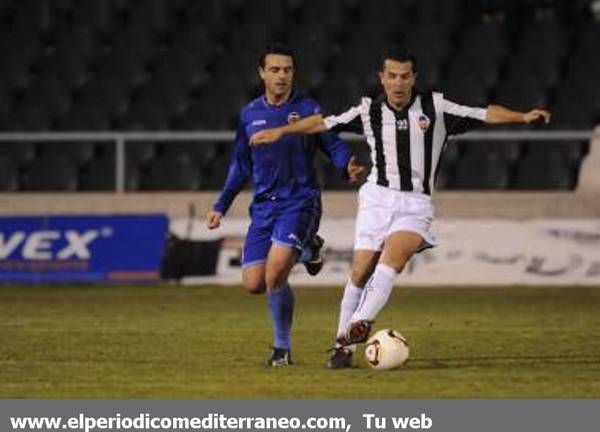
[173,218,600,286]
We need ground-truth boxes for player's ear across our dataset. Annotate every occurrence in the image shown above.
[258,66,265,80]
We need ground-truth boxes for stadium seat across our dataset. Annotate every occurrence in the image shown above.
[0,45,34,90]
[0,0,596,192]
[504,53,560,90]
[12,0,53,37]
[458,22,509,62]
[7,104,53,131]
[317,77,363,115]
[79,153,140,191]
[0,142,36,164]
[441,78,489,108]
[0,79,12,117]
[78,74,131,118]
[461,140,521,164]
[43,51,92,91]
[141,152,200,190]
[446,50,502,92]
[414,0,465,29]
[70,0,117,37]
[23,74,73,120]
[0,155,18,191]
[405,25,452,67]
[518,16,568,63]
[287,23,337,65]
[20,154,78,191]
[513,153,573,190]
[131,78,191,122]
[237,1,289,39]
[37,142,95,165]
[119,103,171,131]
[355,0,410,39]
[127,142,156,164]
[59,104,112,131]
[123,0,172,36]
[434,158,454,190]
[493,74,548,112]
[452,154,510,189]
[182,0,236,40]
[294,52,327,93]
[154,48,211,91]
[201,145,232,189]
[522,141,588,164]
[156,142,219,170]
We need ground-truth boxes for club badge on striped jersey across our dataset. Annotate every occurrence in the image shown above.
[288,112,301,124]
[418,114,431,132]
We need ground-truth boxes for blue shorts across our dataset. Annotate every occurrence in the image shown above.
[242,196,322,268]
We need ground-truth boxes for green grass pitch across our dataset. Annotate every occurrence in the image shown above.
[1,284,600,398]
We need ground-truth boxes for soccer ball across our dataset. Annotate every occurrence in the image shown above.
[364,329,410,370]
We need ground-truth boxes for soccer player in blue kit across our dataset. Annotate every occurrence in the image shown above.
[205,44,366,366]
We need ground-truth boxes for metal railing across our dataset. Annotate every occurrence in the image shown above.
[0,130,596,192]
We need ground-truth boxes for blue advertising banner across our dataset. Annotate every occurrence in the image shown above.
[0,214,168,283]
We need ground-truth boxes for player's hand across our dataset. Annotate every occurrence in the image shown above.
[205,210,223,230]
[523,109,551,124]
[250,128,284,146]
[347,156,367,184]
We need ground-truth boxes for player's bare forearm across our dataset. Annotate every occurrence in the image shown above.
[485,105,551,125]
[250,115,327,146]
[285,114,327,134]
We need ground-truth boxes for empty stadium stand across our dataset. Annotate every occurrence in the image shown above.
[0,0,597,191]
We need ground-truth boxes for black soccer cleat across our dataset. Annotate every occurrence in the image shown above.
[303,235,325,276]
[326,347,353,369]
[336,320,373,347]
[266,347,293,367]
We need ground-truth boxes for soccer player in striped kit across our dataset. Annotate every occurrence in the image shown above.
[206,44,365,366]
[250,47,551,368]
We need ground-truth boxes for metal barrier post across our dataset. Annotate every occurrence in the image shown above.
[116,136,125,193]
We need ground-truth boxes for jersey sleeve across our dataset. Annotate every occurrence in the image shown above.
[306,99,352,170]
[213,118,252,215]
[318,130,352,171]
[323,100,365,134]
[442,98,488,136]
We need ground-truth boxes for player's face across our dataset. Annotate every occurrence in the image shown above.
[380,59,416,110]
[259,54,294,101]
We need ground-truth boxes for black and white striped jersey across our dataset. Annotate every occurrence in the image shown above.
[323,92,488,195]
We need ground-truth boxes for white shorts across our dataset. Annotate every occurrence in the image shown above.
[354,182,437,252]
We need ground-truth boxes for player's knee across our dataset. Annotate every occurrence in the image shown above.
[265,273,284,291]
[381,256,409,274]
[243,280,266,295]
[351,268,371,288]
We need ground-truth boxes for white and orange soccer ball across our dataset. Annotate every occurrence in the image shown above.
[364,329,410,370]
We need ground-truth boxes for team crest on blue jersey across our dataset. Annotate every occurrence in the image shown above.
[418,114,431,132]
[288,112,301,124]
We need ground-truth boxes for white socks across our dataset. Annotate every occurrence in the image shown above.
[335,279,363,348]
[351,263,396,323]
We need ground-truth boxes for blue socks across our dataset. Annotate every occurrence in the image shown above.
[267,283,295,350]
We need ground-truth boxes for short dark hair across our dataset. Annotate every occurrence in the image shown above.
[379,46,417,72]
[258,43,295,69]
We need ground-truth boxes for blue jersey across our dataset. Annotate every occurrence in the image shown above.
[214,92,352,215]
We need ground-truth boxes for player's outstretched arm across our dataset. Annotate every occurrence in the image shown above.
[250,114,328,146]
[485,105,551,125]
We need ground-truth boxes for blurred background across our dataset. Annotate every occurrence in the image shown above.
[0,0,598,192]
[0,0,599,285]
